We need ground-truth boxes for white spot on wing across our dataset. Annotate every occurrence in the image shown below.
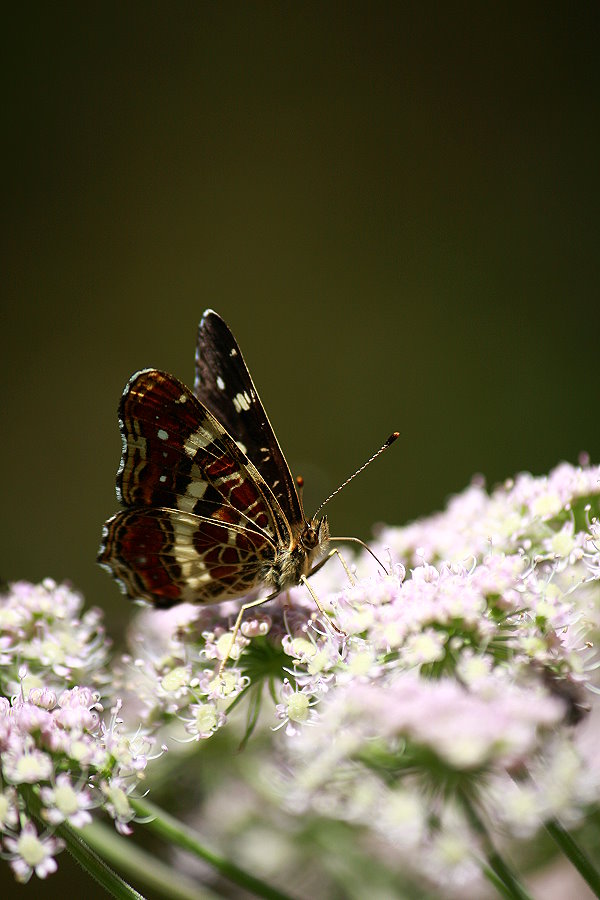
[159,475,167,483]
[176,393,187,404]
[216,375,225,391]
[184,423,223,457]
[230,348,238,357]
[176,475,208,512]
[233,391,251,413]
[158,429,169,441]
[170,515,212,589]
[187,474,208,498]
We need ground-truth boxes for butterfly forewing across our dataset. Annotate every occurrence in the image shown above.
[194,310,303,528]
[99,508,274,608]
[116,368,290,542]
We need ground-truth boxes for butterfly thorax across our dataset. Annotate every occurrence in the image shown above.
[263,515,330,591]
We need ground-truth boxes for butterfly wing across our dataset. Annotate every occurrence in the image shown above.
[99,508,275,607]
[194,310,303,528]
[115,368,292,545]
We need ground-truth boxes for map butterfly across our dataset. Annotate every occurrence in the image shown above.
[98,310,398,640]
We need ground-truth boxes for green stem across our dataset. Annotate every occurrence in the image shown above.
[546,819,600,898]
[25,787,146,900]
[459,790,534,900]
[58,823,148,900]
[131,796,297,900]
[80,819,216,900]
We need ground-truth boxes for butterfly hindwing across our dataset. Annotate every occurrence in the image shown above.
[194,310,303,528]
[99,507,275,607]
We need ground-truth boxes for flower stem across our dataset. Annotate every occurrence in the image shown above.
[80,819,213,900]
[545,819,600,897]
[131,796,297,900]
[459,790,534,900]
[24,786,145,900]
[58,822,148,900]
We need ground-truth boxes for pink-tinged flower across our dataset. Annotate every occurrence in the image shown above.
[376,462,600,567]
[99,778,136,835]
[0,581,109,688]
[196,667,249,701]
[353,676,562,769]
[45,688,99,734]
[204,626,250,664]
[27,687,57,710]
[240,612,272,638]
[158,662,195,701]
[181,701,226,740]
[0,787,19,831]
[99,701,153,777]
[455,650,493,687]
[4,821,63,882]
[274,679,319,736]
[374,786,428,848]
[401,628,447,666]
[11,700,54,736]
[39,774,94,828]
[483,774,545,837]
[420,806,483,893]
[2,745,54,784]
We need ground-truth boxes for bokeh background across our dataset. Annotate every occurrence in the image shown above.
[2,4,599,897]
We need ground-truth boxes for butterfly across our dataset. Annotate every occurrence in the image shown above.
[98,310,397,648]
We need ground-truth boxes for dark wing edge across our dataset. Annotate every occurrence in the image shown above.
[194,309,303,527]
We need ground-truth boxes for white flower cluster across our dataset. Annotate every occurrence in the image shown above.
[122,460,600,896]
[0,580,151,882]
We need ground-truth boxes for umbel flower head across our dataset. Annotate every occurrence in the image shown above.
[118,459,600,895]
[2,459,600,897]
[0,580,152,883]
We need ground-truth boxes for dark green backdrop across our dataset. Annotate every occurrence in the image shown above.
[2,4,598,897]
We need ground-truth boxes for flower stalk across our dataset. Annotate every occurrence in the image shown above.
[545,820,600,898]
[131,797,296,900]
[24,786,145,900]
[459,789,534,900]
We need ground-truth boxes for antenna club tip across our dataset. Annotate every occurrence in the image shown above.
[296,475,304,488]
[387,432,400,445]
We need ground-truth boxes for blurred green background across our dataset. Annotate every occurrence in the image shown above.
[2,4,599,896]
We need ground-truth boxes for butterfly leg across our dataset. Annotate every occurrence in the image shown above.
[218,589,281,678]
[307,547,357,586]
[300,575,347,637]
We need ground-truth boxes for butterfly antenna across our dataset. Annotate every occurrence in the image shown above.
[328,535,391,574]
[313,432,400,518]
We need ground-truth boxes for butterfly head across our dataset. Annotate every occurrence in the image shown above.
[300,515,330,554]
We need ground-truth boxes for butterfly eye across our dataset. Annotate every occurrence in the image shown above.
[300,523,319,551]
